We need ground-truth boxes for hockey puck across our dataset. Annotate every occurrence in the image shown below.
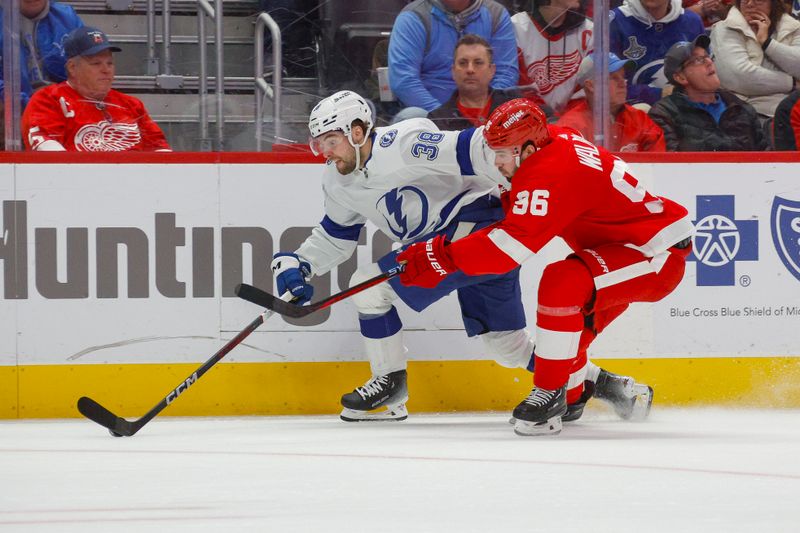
[109,429,124,438]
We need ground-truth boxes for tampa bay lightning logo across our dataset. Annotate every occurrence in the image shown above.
[376,186,429,240]
[771,196,800,282]
[379,129,398,148]
[631,59,667,90]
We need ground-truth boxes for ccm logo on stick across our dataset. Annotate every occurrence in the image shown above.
[166,373,198,404]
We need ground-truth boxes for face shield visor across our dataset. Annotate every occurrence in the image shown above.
[309,131,346,156]
[492,146,521,165]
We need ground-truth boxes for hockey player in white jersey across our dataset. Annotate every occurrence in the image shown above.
[271,90,649,422]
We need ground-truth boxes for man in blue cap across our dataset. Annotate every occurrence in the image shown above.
[22,27,171,151]
[557,52,666,152]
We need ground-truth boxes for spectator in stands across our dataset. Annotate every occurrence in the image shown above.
[511,0,593,117]
[648,36,769,150]
[710,0,800,119]
[428,34,519,129]
[22,27,171,151]
[557,53,666,151]
[610,0,705,106]
[773,90,800,149]
[0,0,84,108]
[388,0,519,113]
[684,0,734,29]
[0,0,83,148]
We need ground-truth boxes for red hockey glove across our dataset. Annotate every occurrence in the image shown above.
[397,235,457,289]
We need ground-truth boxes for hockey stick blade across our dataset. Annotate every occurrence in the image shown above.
[235,263,405,318]
[77,396,135,436]
[77,308,278,437]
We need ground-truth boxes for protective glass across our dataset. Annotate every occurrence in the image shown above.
[0,2,620,151]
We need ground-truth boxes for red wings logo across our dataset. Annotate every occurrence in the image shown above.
[74,121,142,151]
[525,50,583,95]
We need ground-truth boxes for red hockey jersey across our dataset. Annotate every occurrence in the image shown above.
[448,126,693,275]
[22,82,171,152]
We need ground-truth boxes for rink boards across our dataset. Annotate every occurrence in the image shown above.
[1,152,799,418]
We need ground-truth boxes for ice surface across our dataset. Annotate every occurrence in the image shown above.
[1,408,798,532]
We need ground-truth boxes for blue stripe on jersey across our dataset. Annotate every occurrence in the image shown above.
[320,216,363,241]
[456,128,476,176]
[434,189,473,233]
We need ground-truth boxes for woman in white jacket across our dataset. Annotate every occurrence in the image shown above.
[710,0,800,117]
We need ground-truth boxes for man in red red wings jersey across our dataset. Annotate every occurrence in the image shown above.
[22,27,171,152]
[397,99,694,436]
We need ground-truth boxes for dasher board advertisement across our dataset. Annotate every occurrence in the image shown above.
[1,159,799,367]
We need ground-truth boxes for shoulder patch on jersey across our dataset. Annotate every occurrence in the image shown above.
[379,129,398,148]
[624,37,646,61]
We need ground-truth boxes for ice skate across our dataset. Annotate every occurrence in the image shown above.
[509,386,589,425]
[561,380,596,423]
[512,386,567,436]
[340,370,409,422]
[594,369,653,421]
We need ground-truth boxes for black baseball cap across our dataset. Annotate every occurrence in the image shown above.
[64,27,122,59]
[664,34,711,85]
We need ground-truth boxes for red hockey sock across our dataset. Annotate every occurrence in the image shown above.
[533,259,594,390]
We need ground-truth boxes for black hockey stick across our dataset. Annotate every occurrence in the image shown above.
[77,306,281,437]
[235,263,405,318]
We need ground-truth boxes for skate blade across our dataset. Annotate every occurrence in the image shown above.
[340,402,409,422]
[513,415,562,436]
[513,406,583,426]
[624,385,654,422]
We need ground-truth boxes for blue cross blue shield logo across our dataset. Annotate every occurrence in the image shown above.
[770,196,800,282]
[689,195,758,286]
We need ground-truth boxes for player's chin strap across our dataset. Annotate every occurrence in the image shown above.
[348,128,371,171]
[515,142,539,168]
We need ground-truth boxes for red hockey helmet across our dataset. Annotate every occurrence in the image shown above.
[483,99,550,151]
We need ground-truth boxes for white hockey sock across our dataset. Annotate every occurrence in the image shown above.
[364,330,408,376]
[585,361,601,383]
[481,329,535,368]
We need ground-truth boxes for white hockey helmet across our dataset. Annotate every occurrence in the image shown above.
[308,91,373,151]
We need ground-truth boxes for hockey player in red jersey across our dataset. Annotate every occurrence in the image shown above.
[22,27,170,152]
[396,99,694,436]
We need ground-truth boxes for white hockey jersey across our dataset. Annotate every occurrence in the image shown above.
[296,118,508,276]
[512,11,593,115]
